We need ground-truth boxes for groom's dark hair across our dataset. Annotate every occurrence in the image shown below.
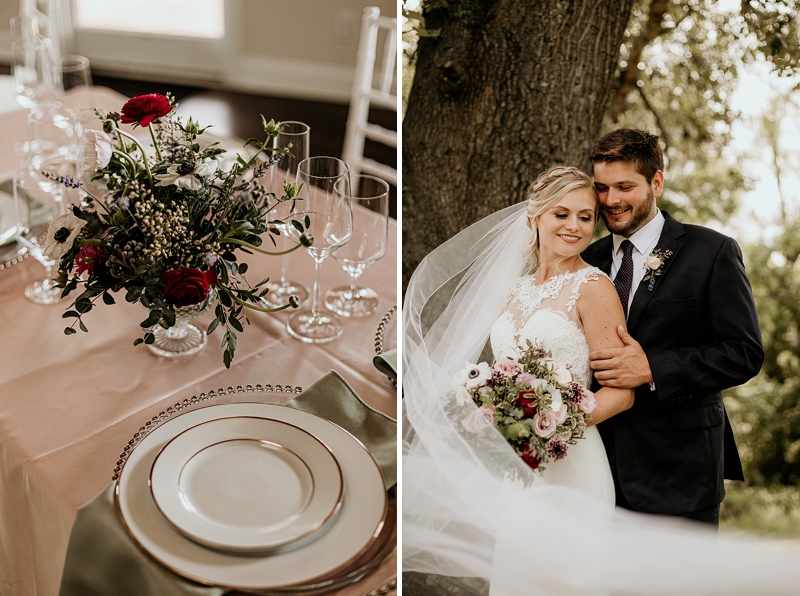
[589,129,663,183]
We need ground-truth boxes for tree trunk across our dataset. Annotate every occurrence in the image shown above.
[403,0,635,289]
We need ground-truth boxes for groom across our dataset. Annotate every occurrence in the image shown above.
[581,129,763,525]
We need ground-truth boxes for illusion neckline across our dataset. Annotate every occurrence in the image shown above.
[529,265,596,287]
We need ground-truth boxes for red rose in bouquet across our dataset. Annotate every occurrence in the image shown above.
[521,446,540,470]
[161,268,217,306]
[120,93,173,127]
[515,390,537,417]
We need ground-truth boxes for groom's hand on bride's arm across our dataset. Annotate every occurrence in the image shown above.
[589,326,653,389]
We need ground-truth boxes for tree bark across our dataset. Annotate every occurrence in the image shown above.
[403,0,635,289]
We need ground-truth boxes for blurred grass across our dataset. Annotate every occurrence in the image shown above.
[721,483,800,537]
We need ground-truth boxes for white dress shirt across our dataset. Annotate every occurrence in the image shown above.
[610,210,665,315]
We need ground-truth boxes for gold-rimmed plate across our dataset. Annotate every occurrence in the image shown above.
[149,417,343,554]
[117,403,387,592]
[0,187,25,247]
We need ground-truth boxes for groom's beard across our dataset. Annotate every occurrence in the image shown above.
[600,188,655,237]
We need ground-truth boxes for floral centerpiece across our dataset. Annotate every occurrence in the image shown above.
[43,93,312,367]
[452,341,597,473]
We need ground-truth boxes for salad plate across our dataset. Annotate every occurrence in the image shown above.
[150,416,343,553]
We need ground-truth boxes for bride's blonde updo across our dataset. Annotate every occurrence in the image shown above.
[522,165,597,273]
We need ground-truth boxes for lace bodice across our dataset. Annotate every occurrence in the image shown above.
[490,267,607,385]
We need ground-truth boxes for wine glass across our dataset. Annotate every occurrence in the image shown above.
[263,121,311,307]
[58,55,95,128]
[285,157,353,343]
[324,175,389,317]
[10,15,57,112]
[13,166,70,304]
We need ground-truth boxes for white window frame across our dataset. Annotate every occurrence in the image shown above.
[68,0,242,85]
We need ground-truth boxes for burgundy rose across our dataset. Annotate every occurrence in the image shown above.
[120,94,173,127]
[521,446,540,470]
[515,390,538,417]
[74,245,105,275]
[160,268,217,306]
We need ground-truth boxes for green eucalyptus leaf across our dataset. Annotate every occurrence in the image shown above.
[207,318,220,335]
[218,290,232,308]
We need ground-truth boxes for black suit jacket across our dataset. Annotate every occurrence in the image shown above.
[582,211,763,515]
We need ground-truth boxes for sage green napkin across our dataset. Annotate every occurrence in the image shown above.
[59,371,397,596]
[372,349,397,383]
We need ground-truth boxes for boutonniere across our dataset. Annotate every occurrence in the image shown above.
[643,248,673,291]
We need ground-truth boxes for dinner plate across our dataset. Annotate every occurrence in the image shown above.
[0,188,25,247]
[150,416,343,553]
[117,403,387,591]
[265,486,396,595]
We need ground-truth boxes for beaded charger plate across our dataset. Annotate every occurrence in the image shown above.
[115,386,389,592]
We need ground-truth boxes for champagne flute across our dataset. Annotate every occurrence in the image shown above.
[285,157,353,343]
[263,121,311,307]
[324,175,389,317]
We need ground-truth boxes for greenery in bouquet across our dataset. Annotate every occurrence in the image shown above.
[451,341,598,473]
[42,93,313,368]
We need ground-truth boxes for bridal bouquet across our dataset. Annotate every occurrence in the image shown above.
[44,93,311,367]
[452,341,597,472]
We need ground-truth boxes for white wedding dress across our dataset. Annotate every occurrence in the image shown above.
[490,266,615,505]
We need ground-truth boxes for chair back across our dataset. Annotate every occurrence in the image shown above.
[341,6,397,186]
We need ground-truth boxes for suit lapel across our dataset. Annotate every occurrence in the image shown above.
[593,235,614,276]
[626,211,685,333]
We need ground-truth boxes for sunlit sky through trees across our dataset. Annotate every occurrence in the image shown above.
[403,0,800,243]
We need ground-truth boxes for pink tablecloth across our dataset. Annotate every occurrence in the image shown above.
[0,88,397,596]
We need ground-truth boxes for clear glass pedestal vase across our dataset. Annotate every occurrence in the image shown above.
[147,289,217,359]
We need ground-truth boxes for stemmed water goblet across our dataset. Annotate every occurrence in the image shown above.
[263,121,311,307]
[324,175,389,317]
[285,157,353,343]
[13,164,74,304]
[13,106,81,304]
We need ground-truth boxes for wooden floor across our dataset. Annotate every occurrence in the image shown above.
[94,75,398,217]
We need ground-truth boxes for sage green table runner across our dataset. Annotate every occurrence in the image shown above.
[58,371,397,596]
[372,349,397,383]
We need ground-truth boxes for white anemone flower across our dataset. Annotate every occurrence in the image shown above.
[453,362,492,390]
[43,213,87,260]
[155,158,219,191]
[83,129,113,171]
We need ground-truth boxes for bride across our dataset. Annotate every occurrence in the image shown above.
[403,166,800,595]
[488,165,632,504]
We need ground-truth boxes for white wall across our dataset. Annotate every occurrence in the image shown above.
[0,0,397,104]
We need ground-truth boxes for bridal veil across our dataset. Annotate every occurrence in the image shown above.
[402,203,800,595]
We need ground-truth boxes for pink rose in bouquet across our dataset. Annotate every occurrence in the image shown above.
[462,406,497,435]
[493,358,520,378]
[580,389,598,414]
[533,409,558,439]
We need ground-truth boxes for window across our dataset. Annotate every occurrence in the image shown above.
[75,0,224,39]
